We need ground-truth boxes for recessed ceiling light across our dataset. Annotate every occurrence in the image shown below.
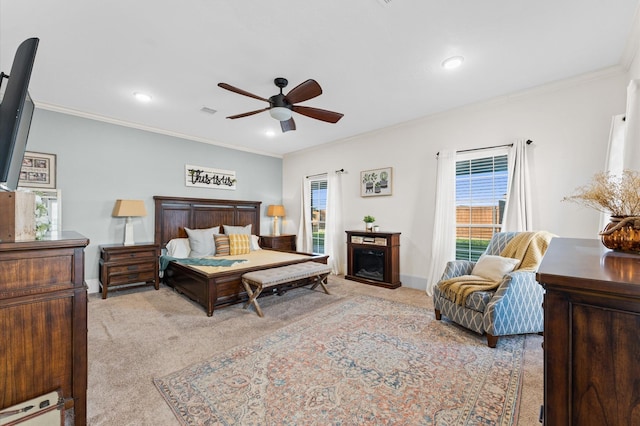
[442,56,464,70]
[133,92,152,102]
[265,130,276,138]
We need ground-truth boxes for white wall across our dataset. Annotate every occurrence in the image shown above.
[628,11,640,80]
[631,51,640,80]
[283,68,630,290]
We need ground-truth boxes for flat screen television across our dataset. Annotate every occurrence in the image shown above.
[0,37,39,192]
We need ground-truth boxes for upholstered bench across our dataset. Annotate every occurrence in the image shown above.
[241,262,331,317]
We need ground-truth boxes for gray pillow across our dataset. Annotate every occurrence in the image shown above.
[223,224,252,235]
[184,226,221,257]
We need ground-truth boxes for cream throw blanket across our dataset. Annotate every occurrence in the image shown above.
[438,231,554,306]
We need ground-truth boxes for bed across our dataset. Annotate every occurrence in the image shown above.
[154,196,328,316]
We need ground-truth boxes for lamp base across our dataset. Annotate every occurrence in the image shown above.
[272,216,280,236]
[123,218,135,245]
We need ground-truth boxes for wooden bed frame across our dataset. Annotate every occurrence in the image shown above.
[154,196,328,316]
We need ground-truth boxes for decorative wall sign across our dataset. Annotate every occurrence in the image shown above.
[19,151,57,189]
[361,167,392,197]
[185,164,236,190]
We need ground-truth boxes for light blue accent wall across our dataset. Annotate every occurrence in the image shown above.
[25,109,283,281]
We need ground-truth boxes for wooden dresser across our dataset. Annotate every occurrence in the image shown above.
[0,232,89,426]
[536,238,640,426]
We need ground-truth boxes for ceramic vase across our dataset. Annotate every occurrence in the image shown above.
[600,216,640,253]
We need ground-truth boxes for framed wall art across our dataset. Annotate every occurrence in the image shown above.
[19,151,57,189]
[185,164,236,190]
[361,167,392,197]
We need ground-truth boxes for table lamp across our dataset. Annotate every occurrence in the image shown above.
[112,199,147,245]
[267,205,285,236]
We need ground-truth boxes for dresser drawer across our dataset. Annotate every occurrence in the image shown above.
[108,270,157,286]
[108,261,156,275]
[103,249,156,262]
[0,249,76,297]
[271,239,292,249]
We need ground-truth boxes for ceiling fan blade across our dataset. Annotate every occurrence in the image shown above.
[284,79,322,104]
[226,107,270,119]
[293,105,344,123]
[281,117,296,133]
[218,83,269,102]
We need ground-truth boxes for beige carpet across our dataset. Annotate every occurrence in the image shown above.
[87,276,543,425]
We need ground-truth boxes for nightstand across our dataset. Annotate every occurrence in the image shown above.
[99,242,160,299]
[259,234,297,251]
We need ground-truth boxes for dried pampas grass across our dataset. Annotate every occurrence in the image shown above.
[563,170,640,217]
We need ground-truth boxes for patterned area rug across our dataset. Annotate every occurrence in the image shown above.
[154,296,524,425]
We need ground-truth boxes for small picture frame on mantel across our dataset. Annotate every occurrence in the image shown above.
[361,167,392,197]
[19,151,57,189]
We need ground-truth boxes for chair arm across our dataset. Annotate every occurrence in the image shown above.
[439,260,475,281]
[483,270,544,336]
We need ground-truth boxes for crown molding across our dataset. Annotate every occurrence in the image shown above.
[32,102,283,159]
[286,65,627,158]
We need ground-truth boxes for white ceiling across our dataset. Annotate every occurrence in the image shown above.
[1,0,639,157]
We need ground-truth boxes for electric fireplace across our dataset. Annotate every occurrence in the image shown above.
[345,230,401,288]
[352,247,385,281]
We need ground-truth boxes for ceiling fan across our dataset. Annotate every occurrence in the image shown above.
[218,77,344,133]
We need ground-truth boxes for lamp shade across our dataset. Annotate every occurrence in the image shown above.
[267,205,285,217]
[112,199,147,217]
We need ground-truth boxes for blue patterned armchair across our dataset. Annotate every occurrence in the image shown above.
[433,232,544,348]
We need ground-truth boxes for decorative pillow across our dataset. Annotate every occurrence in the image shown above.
[184,226,221,257]
[223,224,252,235]
[229,234,251,255]
[471,255,520,282]
[250,234,262,251]
[214,234,230,257]
[166,238,191,258]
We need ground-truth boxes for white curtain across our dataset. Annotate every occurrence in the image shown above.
[599,79,640,228]
[600,114,627,229]
[296,178,313,252]
[501,139,532,232]
[325,172,344,274]
[425,150,456,296]
[622,79,640,170]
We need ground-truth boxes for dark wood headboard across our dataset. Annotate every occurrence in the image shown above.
[153,196,262,248]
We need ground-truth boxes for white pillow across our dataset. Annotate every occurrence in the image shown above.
[166,238,191,258]
[471,255,520,282]
[223,224,252,235]
[250,234,262,251]
[184,226,221,257]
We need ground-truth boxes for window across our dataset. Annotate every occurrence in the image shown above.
[455,150,508,261]
[310,178,327,254]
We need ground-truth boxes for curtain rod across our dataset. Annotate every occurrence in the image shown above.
[436,139,533,158]
[306,169,346,179]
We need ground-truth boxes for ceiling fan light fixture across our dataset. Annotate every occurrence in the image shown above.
[269,106,292,121]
